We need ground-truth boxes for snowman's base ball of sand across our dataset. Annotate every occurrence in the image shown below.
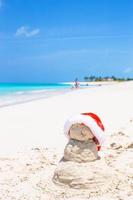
[53,159,115,190]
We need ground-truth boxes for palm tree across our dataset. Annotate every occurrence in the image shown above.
[84,76,89,81]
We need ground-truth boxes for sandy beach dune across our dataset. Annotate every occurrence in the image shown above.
[0,81,133,200]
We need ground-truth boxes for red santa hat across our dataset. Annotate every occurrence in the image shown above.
[64,113,105,149]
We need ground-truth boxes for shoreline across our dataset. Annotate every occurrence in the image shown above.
[0,81,118,108]
[0,88,71,108]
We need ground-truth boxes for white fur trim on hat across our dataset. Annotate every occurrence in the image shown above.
[64,114,105,145]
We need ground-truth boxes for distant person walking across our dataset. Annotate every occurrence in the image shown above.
[74,78,80,88]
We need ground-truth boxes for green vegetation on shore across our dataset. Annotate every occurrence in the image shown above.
[84,76,133,82]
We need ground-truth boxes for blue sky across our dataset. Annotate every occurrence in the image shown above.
[0,0,133,82]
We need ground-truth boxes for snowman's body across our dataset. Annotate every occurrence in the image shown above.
[52,113,111,190]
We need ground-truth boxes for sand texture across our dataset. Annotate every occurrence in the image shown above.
[0,81,133,199]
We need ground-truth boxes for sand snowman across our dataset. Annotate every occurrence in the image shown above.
[53,113,114,190]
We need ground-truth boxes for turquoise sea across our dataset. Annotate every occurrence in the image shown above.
[0,83,74,107]
[0,83,72,94]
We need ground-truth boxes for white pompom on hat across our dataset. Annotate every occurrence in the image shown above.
[64,112,105,148]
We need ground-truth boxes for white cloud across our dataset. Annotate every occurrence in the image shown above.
[15,26,40,37]
[124,67,133,73]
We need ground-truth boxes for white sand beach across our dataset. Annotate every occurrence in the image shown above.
[0,81,133,200]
